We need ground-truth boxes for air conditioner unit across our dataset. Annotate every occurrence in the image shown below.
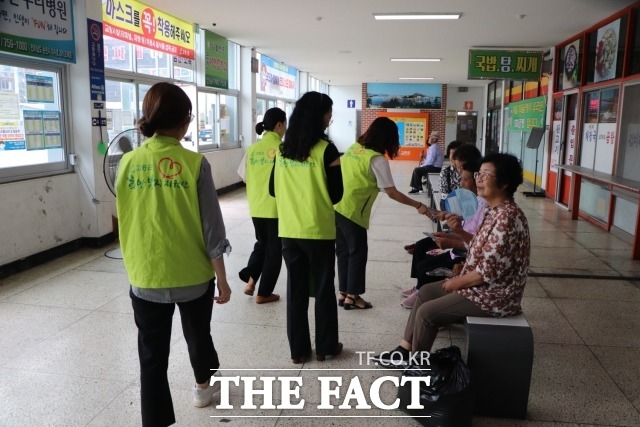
[458,87,468,92]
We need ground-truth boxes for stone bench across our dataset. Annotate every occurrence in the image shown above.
[465,314,533,419]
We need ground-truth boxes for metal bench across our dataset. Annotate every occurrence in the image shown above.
[465,314,534,419]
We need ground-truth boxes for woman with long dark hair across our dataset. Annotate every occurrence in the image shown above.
[271,91,343,364]
[335,117,428,309]
[238,107,286,304]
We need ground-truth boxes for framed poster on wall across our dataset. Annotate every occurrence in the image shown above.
[377,112,429,161]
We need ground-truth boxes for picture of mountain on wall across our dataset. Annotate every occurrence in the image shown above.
[366,83,443,109]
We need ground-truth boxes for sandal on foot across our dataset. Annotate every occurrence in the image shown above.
[337,292,347,307]
[244,283,255,296]
[344,295,373,310]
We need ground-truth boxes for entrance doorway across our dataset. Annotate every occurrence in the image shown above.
[456,111,478,144]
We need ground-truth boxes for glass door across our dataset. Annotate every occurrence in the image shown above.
[556,93,578,206]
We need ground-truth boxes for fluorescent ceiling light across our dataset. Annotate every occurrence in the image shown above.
[398,77,434,80]
[391,58,441,62]
[374,13,461,20]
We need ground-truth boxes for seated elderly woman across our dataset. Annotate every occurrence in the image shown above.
[377,153,530,362]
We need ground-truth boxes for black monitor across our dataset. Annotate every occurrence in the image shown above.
[526,127,545,149]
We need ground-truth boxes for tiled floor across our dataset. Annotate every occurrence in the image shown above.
[1,161,640,426]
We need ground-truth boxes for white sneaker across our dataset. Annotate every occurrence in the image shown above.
[192,377,220,408]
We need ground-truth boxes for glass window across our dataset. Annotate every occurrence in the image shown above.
[616,83,640,181]
[173,56,194,82]
[197,91,218,148]
[103,35,134,72]
[586,16,627,84]
[580,88,619,173]
[0,59,69,183]
[579,179,610,223]
[105,80,137,144]
[219,94,237,146]
[135,46,171,78]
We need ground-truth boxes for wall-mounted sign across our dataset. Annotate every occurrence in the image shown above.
[204,30,228,89]
[507,96,546,131]
[468,50,542,81]
[347,100,356,108]
[464,101,474,110]
[593,19,620,83]
[0,0,75,62]
[257,55,298,99]
[103,0,195,59]
[87,19,106,101]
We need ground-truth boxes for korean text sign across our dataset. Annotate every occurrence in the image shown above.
[0,0,75,62]
[204,30,228,89]
[102,0,195,59]
[468,50,542,81]
[508,96,546,131]
[258,55,298,100]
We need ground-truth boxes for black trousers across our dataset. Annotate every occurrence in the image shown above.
[130,287,219,427]
[410,165,442,190]
[281,238,339,359]
[336,213,368,295]
[239,217,282,296]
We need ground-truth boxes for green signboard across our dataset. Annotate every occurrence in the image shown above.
[508,96,546,132]
[205,31,228,89]
[468,50,542,81]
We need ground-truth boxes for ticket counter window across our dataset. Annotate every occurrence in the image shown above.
[0,61,68,183]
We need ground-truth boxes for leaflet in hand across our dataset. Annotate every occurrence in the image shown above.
[444,188,478,220]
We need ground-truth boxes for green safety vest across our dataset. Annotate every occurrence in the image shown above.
[274,139,335,239]
[116,135,214,288]
[334,142,381,229]
[246,131,280,218]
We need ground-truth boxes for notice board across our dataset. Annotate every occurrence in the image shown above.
[377,112,429,161]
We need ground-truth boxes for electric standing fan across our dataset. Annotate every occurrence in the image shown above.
[103,128,146,258]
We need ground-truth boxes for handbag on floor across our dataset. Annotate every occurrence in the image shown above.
[397,345,474,427]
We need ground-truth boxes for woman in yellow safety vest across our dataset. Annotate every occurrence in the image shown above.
[271,91,343,364]
[238,107,286,304]
[116,82,231,426]
[335,117,429,309]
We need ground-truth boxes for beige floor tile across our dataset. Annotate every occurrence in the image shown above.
[565,232,632,251]
[520,297,583,345]
[528,343,640,425]
[592,346,640,412]
[3,269,130,310]
[537,277,640,301]
[529,247,614,271]
[530,231,580,248]
[554,299,640,347]
[0,302,90,360]
[524,277,549,298]
[0,367,129,427]
[363,260,414,291]
[75,254,127,274]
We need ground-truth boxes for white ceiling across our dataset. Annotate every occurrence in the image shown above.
[146,0,637,87]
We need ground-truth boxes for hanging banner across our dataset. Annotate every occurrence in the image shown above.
[102,0,195,59]
[257,55,298,99]
[507,96,546,131]
[0,0,75,63]
[204,31,228,89]
[468,50,542,81]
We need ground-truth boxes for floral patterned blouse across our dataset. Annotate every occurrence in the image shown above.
[457,200,530,317]
[440,165,461,200]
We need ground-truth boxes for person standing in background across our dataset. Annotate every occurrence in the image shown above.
[409,131,444,194]
[335,117,429,310]
[271,91,343,364]
[238,108,286,304]
[117,82,231,426]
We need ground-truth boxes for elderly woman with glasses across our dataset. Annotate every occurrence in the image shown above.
[376,153,530,362]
